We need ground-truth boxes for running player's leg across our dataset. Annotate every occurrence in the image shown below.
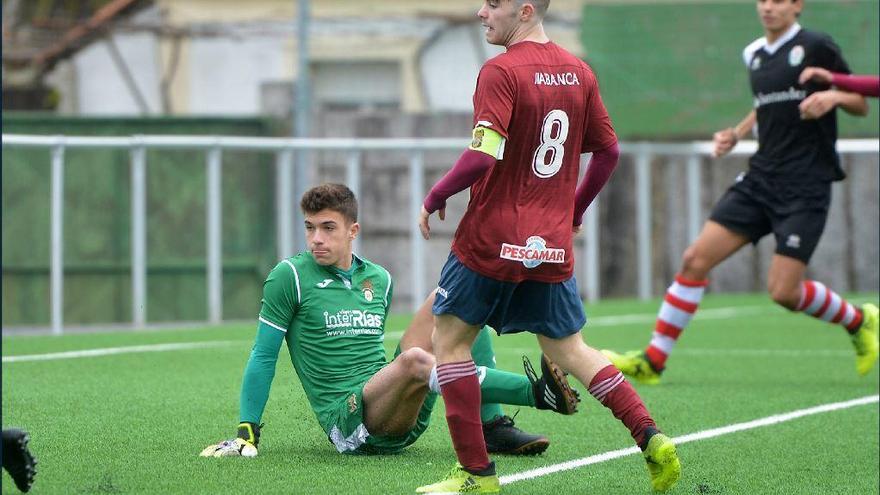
[470,326,505,422]
[433,314,489,470]
[603,220,750,382]
[501,276,679,492]
[538,333,680,492]
[767,205,878,375]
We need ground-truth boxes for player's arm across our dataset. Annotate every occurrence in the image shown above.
[828,74,880,98]
[419,63,513,240]
[423,133,501,213]
[712,110,756,158]
[418,128,502,239]
[575,75,619,230]
[201,262,297,458]
[573,141,619,230]
[798,36,870,119]
[799,89,868,120]
[798,67,880,97]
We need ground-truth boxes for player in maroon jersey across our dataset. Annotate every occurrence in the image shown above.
[415,1,681,493]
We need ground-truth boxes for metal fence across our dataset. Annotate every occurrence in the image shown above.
[3,133,878,334]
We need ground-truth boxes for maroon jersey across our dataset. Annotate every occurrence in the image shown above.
[451,41,616,283]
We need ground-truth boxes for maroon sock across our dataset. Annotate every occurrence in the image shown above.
[437,361,490,472]
[589,364,658,448]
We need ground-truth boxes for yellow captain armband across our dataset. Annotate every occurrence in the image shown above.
[468,126,506,159]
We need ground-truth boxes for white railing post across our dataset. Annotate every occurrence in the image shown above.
[686,154,702,242]
[346,150,362,255]
[409,150,426,311]
[130,145,147,327]
[50,143,65,335]
[636,149,652,300]
[1,134,875,332]
[206,147,223,324]
[275,149,295,260]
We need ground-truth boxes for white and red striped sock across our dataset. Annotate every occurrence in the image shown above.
[645,274,708,370]
[796,280,863,334]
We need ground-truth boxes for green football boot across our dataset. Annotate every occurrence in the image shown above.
[851,303,879,376]
[643,432,681,492]
[601,349,663,385]
[416,463,500,494]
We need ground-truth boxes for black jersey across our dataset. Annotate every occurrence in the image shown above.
[743,25,851,182]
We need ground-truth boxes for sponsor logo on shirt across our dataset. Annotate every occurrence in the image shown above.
[323,309,384,336]
[499,236,565,268]
[753,87,806,108]
[788,45,804,66]
[316,279,333,288]
[534,71,580,86]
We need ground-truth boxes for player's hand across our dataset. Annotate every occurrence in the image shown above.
[712,127,738,158]
[418,206,444,240]
[572,224,582,235]
[199,422,260,458]
[799,66,833,86]
[799,90,838,120]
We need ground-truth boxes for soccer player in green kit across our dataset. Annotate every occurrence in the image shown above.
[200,183,579,458]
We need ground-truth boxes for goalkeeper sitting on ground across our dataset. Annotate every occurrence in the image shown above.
[201,183,579,458]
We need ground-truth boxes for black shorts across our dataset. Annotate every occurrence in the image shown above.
[709,172,831,264]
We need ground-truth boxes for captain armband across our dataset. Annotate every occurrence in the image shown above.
[468,126,506,159]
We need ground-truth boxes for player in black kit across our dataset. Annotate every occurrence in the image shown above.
[603,0,877,384]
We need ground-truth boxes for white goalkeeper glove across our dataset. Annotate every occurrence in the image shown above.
[199,422,260,458]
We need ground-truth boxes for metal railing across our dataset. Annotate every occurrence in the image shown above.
[3,133,878,334]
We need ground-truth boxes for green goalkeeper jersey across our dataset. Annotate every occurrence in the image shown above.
[241,251,393,435]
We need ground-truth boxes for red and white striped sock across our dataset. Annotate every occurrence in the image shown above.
[645,274,708,370]
[796,280,863,334]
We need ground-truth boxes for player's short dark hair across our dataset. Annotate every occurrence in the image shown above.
[516,0,549,17]
[300,183,358,224]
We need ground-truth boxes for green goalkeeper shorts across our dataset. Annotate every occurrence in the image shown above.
[325,382,437,455]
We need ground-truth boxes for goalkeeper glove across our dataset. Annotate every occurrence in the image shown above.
[199,422,261,458]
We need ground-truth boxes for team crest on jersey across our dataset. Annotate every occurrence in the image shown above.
[499,236,565,269]
[751,56,761,71]
[788,45,804,66]
[471,127,484,148]
[362,279,374,302]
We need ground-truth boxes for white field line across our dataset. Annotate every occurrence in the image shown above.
[3,300,872,363]
[500,394,879,486]
[1,341,242,363]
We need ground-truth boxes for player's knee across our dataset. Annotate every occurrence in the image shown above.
[768,285,799,310]
[399,347,435,380]
[680,245,710,277]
